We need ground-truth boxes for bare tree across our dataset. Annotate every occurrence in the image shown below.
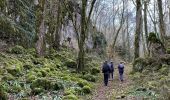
[157,0,166,39]
[134,0,142,59]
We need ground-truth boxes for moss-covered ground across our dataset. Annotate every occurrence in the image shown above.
[0,45,102,100]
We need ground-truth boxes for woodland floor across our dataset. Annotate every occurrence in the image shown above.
[91,62,135,100]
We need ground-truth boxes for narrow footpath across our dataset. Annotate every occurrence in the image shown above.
[92,63,133,100]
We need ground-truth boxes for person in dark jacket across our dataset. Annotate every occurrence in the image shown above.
[118,62,124,82]
[102,61,110,86]
[109,61,114,80]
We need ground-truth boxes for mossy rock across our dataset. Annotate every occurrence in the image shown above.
[77,80,89,88]
[30,78,64,91]
[82,85,91,94]
[64,59,77,68]
[133,58,147,72]
[91,68,100,75]
[81,74,96,82]
[30,78,51,90]
[23,64,34,70]
[32,58,44,65]
[62,94,78,100]
[31,88,44,95]
[50,81,64,91]
[9,45,26,54]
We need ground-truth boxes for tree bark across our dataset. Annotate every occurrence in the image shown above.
[35,0,46,56]
[157,0,166,38]
[134,0,142,59]
[77,0,87,72]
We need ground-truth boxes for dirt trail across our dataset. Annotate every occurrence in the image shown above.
[92,63,133,100]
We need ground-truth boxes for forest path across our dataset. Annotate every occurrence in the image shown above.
[92,62,133,100]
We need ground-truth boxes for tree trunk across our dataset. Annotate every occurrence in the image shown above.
[77,0,87,72]
[157,0,166,39]
[134,0,142,59]
[144,1,148,47]
[54,0,61,50]
[35,0,45,56]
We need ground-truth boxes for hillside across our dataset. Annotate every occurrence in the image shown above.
[0,46,101,100]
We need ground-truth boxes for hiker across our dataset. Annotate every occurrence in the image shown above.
[102,61,110,86]
[118,61,124,82]
[109,61,114,80]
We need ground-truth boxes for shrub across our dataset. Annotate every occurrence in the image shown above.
[9,45,25,54]
[64,59,77,68]
[77,80,89,88]
[91,68,100,75]
[81,74,96,82]
[50,81,64,91]
[133,58,147,72]
[82,86,91,94]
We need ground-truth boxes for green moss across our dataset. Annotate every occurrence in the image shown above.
[64,59,77,68]
[133,58,147,72]
[148,32,161,43]
[82,85,91,94]
[91,68,100,75]
[62,94,78,100]
[30,78,51,90]
[5,59,23,76]
[31,88,44,95]
[26,74,37,83]
[64,88,75,96]
[50,81,64,91]
[81,74,96,82]
[40,69,47,77]
[9,45,26,54]
[32,58,44,65]
[30,78,64,91]
[27,48,36,56]
[2,73,15,81]
[23,64,33,70]
[77,80,89,88]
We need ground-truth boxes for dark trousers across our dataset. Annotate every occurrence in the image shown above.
[119,73,123,81]
[104,73,109,86]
